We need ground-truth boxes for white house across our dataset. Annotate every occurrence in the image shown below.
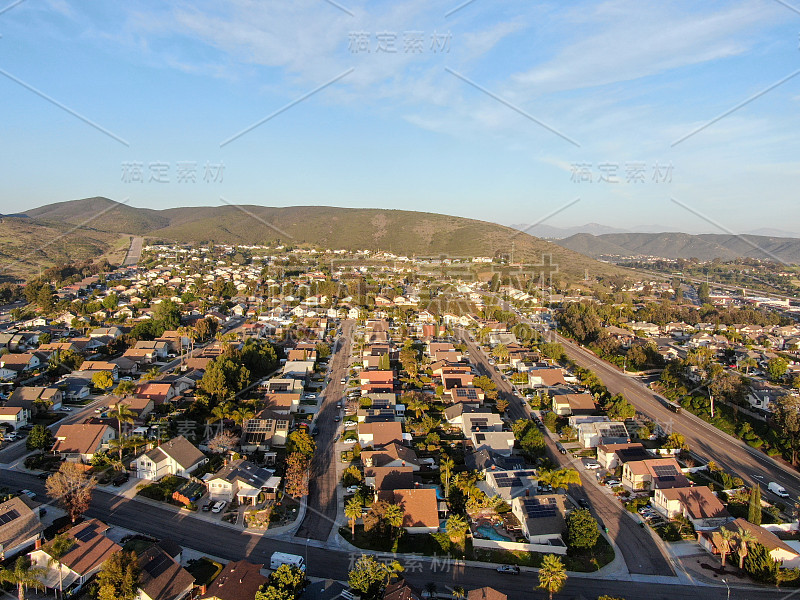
[132,435,207,480]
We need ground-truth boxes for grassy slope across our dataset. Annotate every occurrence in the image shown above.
[19,198,628,281]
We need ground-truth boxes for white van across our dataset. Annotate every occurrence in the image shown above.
[768,482,790,498]
[270,552,306,571]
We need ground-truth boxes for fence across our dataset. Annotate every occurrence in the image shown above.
[471,537,568,555]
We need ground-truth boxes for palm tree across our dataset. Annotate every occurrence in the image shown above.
[345,497,362,539]
[231,407,255,427]
[451,586,466,600]
[718,528,735,569]
[550,468,582,491]
[405,395,429,419]
[385,504,405,550]
[735,529,757,570]
[108,403,135,460]
[141,366,161,381]
[0,556,46,600]
[440,455,455,498]
[445,514,469,544]
[210,402,233,427]
[46,534,74,599]
[537,553,567,600]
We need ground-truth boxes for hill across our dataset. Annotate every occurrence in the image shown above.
[17,198,626,281]
[556,232,800,263]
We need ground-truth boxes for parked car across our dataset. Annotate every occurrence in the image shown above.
[584,461,601,470]
[61,406,72,412]
[211,501,227,513]
[112,472,130,487]
[496,565,520,574]
[578,498,590,509]
[311,427,320,436]
[334,416,340,422]
[18,489,36,500]
[343,438,356,445]
[605,479,621,488]
[345,486,360,495]
[202,503,213,512]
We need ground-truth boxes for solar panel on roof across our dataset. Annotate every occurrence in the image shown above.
[0,509,19,525]
[521,498,558,518]
[145,552,173,578]
[74,526,97,543]
[652,465,678,477]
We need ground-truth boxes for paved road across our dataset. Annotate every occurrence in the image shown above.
[552,330,800,502]
[122,236,143,266]
[457,329,675,577]
[295,319,354,541]
[0,470,786,600]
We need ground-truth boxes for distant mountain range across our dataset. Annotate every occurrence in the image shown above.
[511,223,800,240]
[555,232,800,263]
[2,197,622,281]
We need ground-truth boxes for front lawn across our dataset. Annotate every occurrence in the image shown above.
[186,557,223,587]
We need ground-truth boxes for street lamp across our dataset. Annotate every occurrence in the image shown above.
[722,578,730,600]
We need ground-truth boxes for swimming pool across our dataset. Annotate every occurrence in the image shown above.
[475,525,512,542]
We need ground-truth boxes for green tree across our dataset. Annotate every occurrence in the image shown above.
[445,514,469,544]
[45,534,74,599]
[773,394,800,465]
[378,353,391,370]
[347,554,403,600]
[284,452,309,498]
[0,556,45,600]
[496,397,509,414]
[315,342,331,359]
[91,370,115,391]
[749,485,762,526]
[767,357,788,382]
[566,508,600,550]
[440,455,455,498]
[473,376,497,400]
[537,553,567,600]
[345,497,362,539]
[663,433,689,451]
[45,461,96,522]
[735,529,758,570]
[256,564,306,600]
[287,429,316,458]
[342,465,363,487]
[153,299,181,331]
[108,403,135,460]
[743,542,779,583]
[96,550,140,600]
[26,424,54,452]
[114,380,136,397]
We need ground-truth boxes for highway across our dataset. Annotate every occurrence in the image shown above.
[294,319,354,541]
[0,469,786,600]
[551,330,800,502]
[456,329,675,577]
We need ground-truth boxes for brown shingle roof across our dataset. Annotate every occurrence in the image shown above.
[52,423,112,456]
[466,588,507,600]
[0,496,43,554]
[59,520,121,575]
[137,545,195,600]
[200,560,267,600]
[660,486,728,519]
[377,489,439,529]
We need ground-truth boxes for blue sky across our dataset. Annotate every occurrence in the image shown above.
[1,0,799,233]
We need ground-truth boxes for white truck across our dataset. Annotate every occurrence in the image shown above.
[270,552,306,571]
[768,482,790,498]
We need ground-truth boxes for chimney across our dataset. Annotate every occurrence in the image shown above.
[199,584,207,595]
[35,537,43,549]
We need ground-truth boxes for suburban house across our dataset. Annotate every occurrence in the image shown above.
[199,560,267,600]
[528,368,567,388]
[511,495,568,548]
[575,419,630,448]
[6,386,63,414]
[596,443,652,471]
[364,465,415,490]
[482,469,539,501]
[136,545,195,600]
[358,421,404,448]
[0,352,41,375]
[701,518,800,569]
[52,423,116,462]
[78,361,120,381]
[359,370,394,393]
[263,392,301,414]
[361,442,421,471]
[551,393,597,416]
[621,458,689,491]
[0,406,30,431]
[376,488,439,533]
[262,378,304,395]
[134,340,171,360]
[29,520,122,594]
[466,588,507,600]
[59,375,92,401]
[456,412,504,437]
[133,435,207,480]
[240,409,290,451]
[470,431,516,456]
[136,382,177,405]
[0,496,44,559]
[383,579,421,600]
[111,395,155,420]
[282,360,314,380]
[205,459,281,505]
[652,486,731,530]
